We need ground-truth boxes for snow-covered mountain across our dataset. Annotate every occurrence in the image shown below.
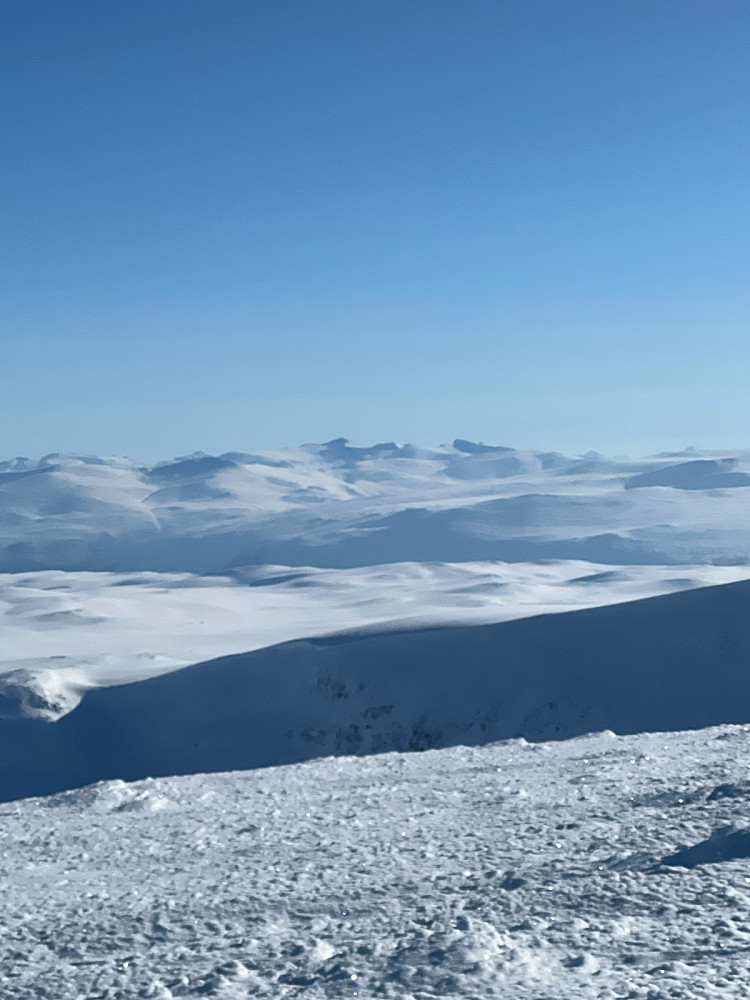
[4,577,750,803]
[2,438,750,803]
[4,439,750,997]
[3,440,750,573]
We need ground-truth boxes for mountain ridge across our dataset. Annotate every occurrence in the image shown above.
[2,440,750,573]
[3,576,750,802]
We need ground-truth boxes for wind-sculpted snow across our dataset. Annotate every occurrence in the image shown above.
[662,825,750,868]
[3,725,750,999]
[3,579,750,802]
[2,441,750,572]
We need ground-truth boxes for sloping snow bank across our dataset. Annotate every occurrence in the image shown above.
[2,578,750,802]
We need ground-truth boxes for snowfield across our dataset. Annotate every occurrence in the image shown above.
[3,725,750,999]
[3,575,750,803]
[3,439,750,997]
[2,560,749,713]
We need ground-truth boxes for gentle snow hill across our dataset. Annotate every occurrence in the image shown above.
[3,441,750,572]
[3,725,750,998]
[3,578,750,802]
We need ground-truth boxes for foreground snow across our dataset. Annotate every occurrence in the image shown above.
[3,725,750,999]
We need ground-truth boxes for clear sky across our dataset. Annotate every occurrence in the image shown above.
[2,0,749,460]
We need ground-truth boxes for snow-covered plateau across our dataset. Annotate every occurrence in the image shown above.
[3,438,750,996]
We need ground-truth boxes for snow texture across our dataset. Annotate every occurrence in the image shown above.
[3,725,750,998]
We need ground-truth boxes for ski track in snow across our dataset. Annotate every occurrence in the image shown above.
[3,726,750,999]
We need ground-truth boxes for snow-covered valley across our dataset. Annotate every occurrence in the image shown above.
[2,559,749,717]
[3,438,750,733]
[4,575,750,805]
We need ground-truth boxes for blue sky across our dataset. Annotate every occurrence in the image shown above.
[2,0,749,460]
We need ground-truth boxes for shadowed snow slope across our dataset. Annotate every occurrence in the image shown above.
[2,578,750,802]
[4,560,747,696]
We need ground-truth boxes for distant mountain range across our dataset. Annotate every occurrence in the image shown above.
[1,439,750,573]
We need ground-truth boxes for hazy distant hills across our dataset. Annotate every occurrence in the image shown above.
[2,439,750,573]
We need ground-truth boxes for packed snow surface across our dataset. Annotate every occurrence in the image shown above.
[4,725,750,999]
